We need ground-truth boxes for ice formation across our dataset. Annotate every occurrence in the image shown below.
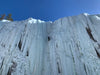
[0,13,100,75]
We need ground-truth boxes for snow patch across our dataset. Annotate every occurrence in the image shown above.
[27,18,37,23]
[82,13,89,16]
[27,18,45,24]
[95,16,100,20]
[1,19,11,22]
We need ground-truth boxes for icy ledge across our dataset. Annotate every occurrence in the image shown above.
[0,13,100,75]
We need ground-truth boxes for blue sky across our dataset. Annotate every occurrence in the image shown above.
[0,0,100,21]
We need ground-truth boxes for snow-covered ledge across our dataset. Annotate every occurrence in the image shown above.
[0,13,100,75]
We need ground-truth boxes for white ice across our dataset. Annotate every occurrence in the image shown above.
[0,13,100,75]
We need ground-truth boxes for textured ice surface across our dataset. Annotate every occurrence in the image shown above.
[0,13,100,75]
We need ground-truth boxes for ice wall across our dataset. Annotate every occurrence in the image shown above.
[0,14,100,75]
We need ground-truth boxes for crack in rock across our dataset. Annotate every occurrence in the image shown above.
[86,27,97,42]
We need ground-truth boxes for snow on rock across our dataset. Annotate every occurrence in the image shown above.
[0,13,100,75]
[0,19,11,22]
[27,18,45,24]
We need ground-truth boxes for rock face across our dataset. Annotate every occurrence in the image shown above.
[0,13,100,75]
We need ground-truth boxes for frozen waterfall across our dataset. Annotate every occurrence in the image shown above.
[0,13,100,75]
